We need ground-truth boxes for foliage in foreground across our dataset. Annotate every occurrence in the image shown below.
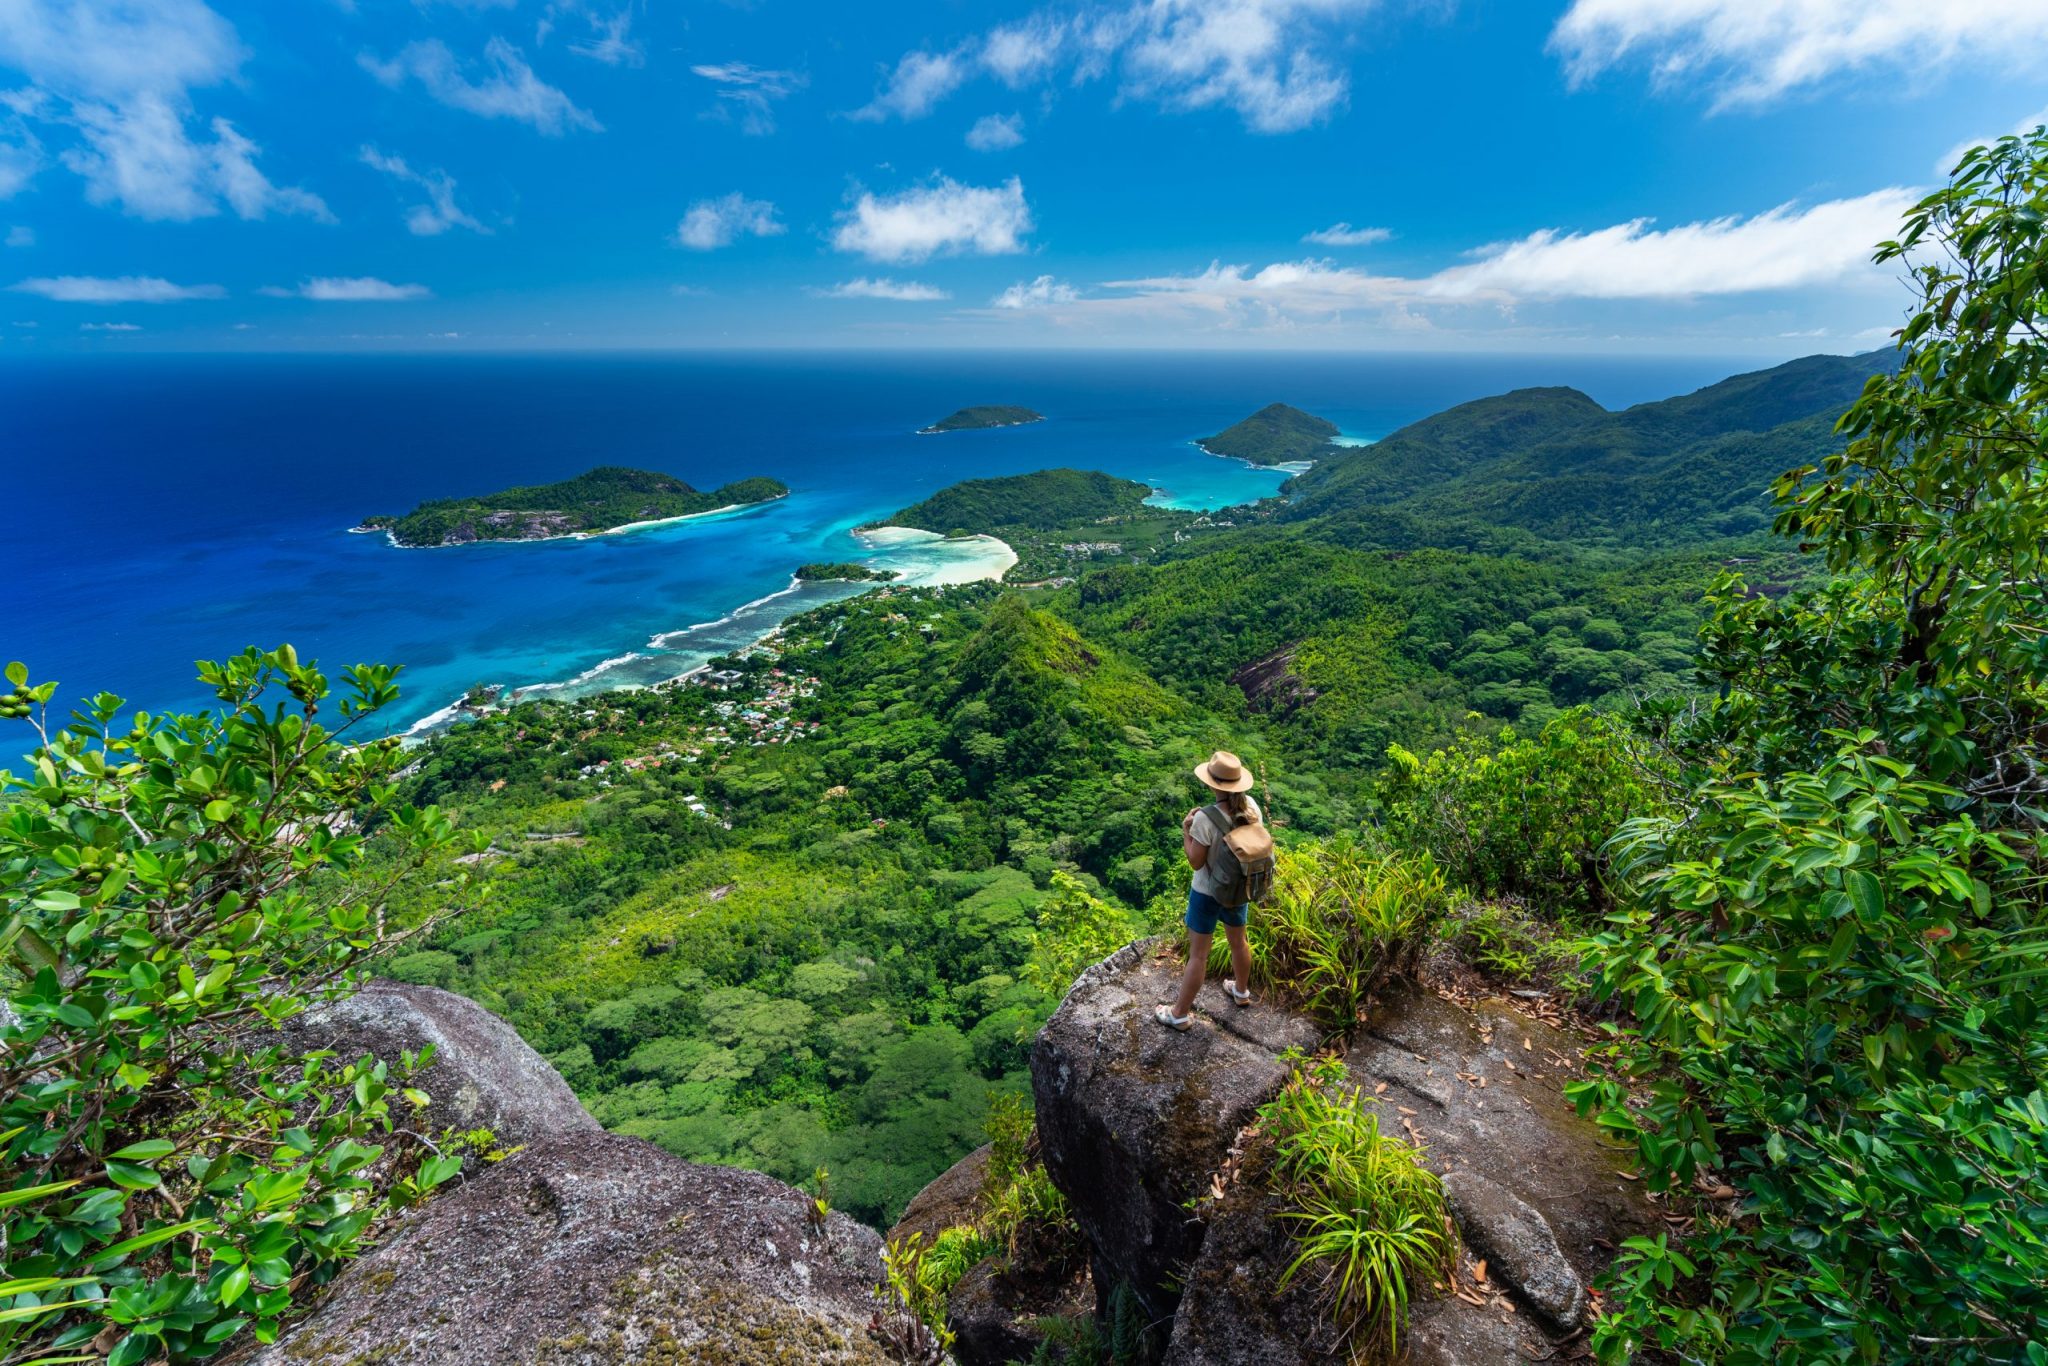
[1571,127,2048,1365]
[1379,707,1672,919]
[872,1095,1081,1362]
[1213,842,1451,1028]
[0,650,479,1364]
[1260,1055,1455,1362]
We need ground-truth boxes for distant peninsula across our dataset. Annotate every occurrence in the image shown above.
[872,467,1197,582]
[1197,403,1340,466]
[918,405,1044,434]
[358,466,788,548]
[878,468,1153,536]
[794,562,899,583]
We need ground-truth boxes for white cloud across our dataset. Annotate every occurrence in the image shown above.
[1424,190,1914,300]
[80,320,138,330]
[994,274,1079,308]
[1120,0,1366,132]
[816,277,952,301]
[833,176,1031,263]
[362,38,601,135]
[692,63,806,135]
[208,119,332,221]
[966,112,1026,151]
[850,49,970,123]
[0,1,328,221]
[1551,0,2048,108]
[5,225,32,247]
[982,17,1066,87]
[263,277,431,301]
[360,146,486,235]
[0,112,41,199]
[11,274,224,302]
[673,193,784,250]
[1303,221,1391,246]
[568,10,642,67]
[993,189,1916,335]
[854,1,1377,133]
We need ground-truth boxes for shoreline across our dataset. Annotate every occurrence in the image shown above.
[1190,439,1317,474]
[403,525,1015,740]
[356,490,789,550]
[916,416,1045,436]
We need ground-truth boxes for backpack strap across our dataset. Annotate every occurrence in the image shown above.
[1204,802,1238,837]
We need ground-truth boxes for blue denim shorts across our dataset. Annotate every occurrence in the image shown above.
[1185,888,1249,935]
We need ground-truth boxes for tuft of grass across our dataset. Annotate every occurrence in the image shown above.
[1259,1054,1456,1362]
[1208,841,1452,1027]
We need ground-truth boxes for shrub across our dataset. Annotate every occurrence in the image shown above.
[872,1096,1080,1357]
[1379,708,1669,919]
[1570,128,2048,1365]
[1259,1055,1455,1361]
[1215,842,1451,1028]
[0,649,481,1364]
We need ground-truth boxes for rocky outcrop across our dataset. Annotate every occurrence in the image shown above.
[1030,939,1321,1356]
[247,1131,889,1366]
[243,983,891,1366]
[1228,645,1320,718]
[1027,942,1659,1364]
[888,1143,991,1249]
[1344,979,1652,1342]
[1442,1172,1585,1330]
[281,979,598,1149]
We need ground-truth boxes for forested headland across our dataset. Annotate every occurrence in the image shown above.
[360,466,789,547]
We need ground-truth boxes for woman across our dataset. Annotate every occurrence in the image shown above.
[1156,749,1261,1031]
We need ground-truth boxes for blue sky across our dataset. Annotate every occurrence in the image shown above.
[2,0,2045,353]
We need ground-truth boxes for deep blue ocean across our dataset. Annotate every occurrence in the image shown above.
[4,350,1750,733]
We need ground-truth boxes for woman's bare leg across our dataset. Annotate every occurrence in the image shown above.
[1173,932,1212,1017]
[1224,923,1252,996]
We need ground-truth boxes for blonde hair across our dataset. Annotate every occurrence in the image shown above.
[1215,789,1254,820]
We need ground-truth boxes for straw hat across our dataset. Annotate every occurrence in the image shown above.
[1194,750,1255,793]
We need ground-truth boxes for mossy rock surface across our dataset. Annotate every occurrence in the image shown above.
[245,1131,890,1366]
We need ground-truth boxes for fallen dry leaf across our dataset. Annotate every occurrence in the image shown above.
[1398,1105,1418,1116]
[1472,1259,1488,1284]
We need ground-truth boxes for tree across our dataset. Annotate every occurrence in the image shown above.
[0,648,482,1364]
[1573,129,2048,1365]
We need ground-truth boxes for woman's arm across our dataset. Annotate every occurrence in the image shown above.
[1183,810,1209,870]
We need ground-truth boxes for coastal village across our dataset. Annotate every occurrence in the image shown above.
[573,659,822,800]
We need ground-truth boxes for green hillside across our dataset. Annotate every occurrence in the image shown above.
[1279,351,1886,547]
[363,466,788,547]
[1198,401,1341,465]
[880,468,1152,534]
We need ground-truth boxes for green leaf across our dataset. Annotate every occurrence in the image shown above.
[221,1262,251,1307]
[0,1179,81,1209]
[1843,868,1885,920]
[90,1218,209,1265]
[103,1160,161,1191]
[109,1139,176,1161]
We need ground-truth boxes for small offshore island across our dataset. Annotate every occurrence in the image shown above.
[357,465,788,548]
[1198,402,1340,466]
[917,404,1044,434]
[793,561,899,583]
